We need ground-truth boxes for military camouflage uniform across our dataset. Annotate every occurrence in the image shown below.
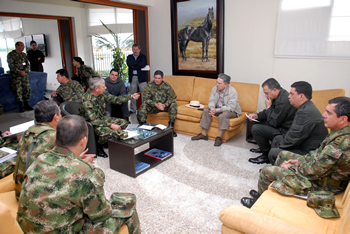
[137,80,177,123]
[7,50,31,102]
[13,123,56,198]
[79,90,132,145]
[56,79,84,101]
[77,64,100,90]
[17,146,140,233]
[258,125,350,195]
[0,133,18,179]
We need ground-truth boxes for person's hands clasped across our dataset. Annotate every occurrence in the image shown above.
[20,70,26,77]
[110,124,122,131]
[209,108,216,117]
[80,148,96,164]
[155,103,165,111]
[281,159,300,170]
[132,93,140,100]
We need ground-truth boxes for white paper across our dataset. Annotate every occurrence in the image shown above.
[141,65,150,71]
[126,124,139,130]
[5,120,35,138]
[123,130,140,140]
[245,113,260,122]
[138,125,154,130]
[155,124,167,130]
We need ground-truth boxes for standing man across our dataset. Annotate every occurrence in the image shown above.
[247,78,296,164]
[137,70,178,137]
[266,81,328,165]
[241,97,350,208]
[191,73,242,147]
[7,41,33,112]
[127,43,148,114]
[17,115,140,233]
[79,77,140,158]
[105,68,130,121]
[51,68,84,105]
[26,40,45,72]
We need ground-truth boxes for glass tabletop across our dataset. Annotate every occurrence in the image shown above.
[110,123,173,146]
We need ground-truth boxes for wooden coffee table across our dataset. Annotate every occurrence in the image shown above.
[108,127,174,178]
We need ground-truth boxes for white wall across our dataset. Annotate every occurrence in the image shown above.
[21,18,62,90]
[149,0,350,111]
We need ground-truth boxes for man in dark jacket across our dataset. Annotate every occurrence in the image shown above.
[126,44,148,113]
[105,69,129,121]
[27,40,45,72]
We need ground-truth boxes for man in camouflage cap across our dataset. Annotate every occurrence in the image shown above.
[13,100,61,199]
[79,77,140,158]
[7,41,33,112]
[51,68,84,105]
[17,115,140,233]
[241,97,350,208]
[137,70,178,137]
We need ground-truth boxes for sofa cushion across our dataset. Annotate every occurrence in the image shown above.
[339,182,350,234]
[0,173,15,194]
[0,198,22,234]
[312,89,345,114]
[231,81,260,113]
[192,77,217,105]
[165,76,195,102]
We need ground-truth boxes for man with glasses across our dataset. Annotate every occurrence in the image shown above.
[191,73,242,147]
[248,78,296,164]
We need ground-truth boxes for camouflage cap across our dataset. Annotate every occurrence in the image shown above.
[307,191,340,218]
[272,174,311,196]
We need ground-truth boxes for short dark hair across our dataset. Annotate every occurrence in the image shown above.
[110,68,118,74]
[15,41,21,47]
[56,115,88,147]
[73,56,84,65]
[291,81,312,100]
[328,97,350,120]
[30,41,36,45]
[132,43,141,49]
[262,78,281,90]
[218,73,231,84]
[34,100,59,123]
[56,69,69,79]
[154,70,164,77]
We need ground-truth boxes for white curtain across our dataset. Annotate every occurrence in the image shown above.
[275,0,350,59]
[0,17,23,40]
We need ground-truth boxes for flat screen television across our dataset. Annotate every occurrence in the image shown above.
[24,34,47,57]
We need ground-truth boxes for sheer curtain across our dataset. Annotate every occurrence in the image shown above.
[0,17,22,40]
[275,0,350,59]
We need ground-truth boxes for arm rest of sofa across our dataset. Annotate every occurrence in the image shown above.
[219,205,315,234]
[0,173,15,193]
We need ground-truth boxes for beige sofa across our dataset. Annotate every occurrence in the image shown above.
[146,76,260,142]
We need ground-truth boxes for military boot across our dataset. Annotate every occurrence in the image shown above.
[168,121,177,137]
[97,144,108,158]
[18,102,24,113]
[24,101,34,111]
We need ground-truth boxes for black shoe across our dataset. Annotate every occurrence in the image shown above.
[103,142,108,149]
[24,102,33,111]
[97,146,108,158]
[248,154,270,164]
[241,197,257,208]
[250,148,262,153]
[173,131,177,137]
[249,189,261,199]
[18,102,24,113]
[168,122,177,137]
[139,121,146,125]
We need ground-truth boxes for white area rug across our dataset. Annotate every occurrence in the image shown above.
[96,133,265,233]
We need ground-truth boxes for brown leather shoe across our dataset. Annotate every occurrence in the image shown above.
[191,133,208,141]
[214,137,222,147]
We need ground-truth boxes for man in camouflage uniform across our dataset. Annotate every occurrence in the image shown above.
[73,56,100,91]
[7,41,33,112]
[17,115,140,233]
[248,78,297,164]
[191,73,242,146]
[267,81,328,164]
[137,70,178,137]
[51,68,84,105]
[13,100,61,199]
[241,97,350,208]
[0,130,20,179]
[79,77,140,158]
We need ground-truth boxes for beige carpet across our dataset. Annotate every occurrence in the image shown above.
[96,133,265,233]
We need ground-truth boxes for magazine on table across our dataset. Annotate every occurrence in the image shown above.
[144,148,172,160]
[0,147,17,164]
[135,161,150,174]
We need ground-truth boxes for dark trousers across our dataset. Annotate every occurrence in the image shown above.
[251,121,282,152]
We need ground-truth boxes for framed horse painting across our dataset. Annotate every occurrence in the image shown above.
[171,0,224,78]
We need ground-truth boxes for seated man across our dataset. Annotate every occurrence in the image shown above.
[137,70,178,137]
[105,68,130,121]
[241,97,350,208]
[79,77,140,158]
[0,130,20,179]
[17,115,140,233]
[248,78,296,164]
[250,81,328,164]
[13,100,61,198]
[51,68,84,105]
[191,73,242,147]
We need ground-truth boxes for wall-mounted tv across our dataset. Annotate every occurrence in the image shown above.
[24,34,47,57]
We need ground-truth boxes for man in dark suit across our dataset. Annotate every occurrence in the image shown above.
[126,44,148,114]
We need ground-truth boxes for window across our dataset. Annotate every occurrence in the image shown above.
[275,0,350,59]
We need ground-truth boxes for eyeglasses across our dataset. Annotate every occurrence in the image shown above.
[264,89,273,95]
